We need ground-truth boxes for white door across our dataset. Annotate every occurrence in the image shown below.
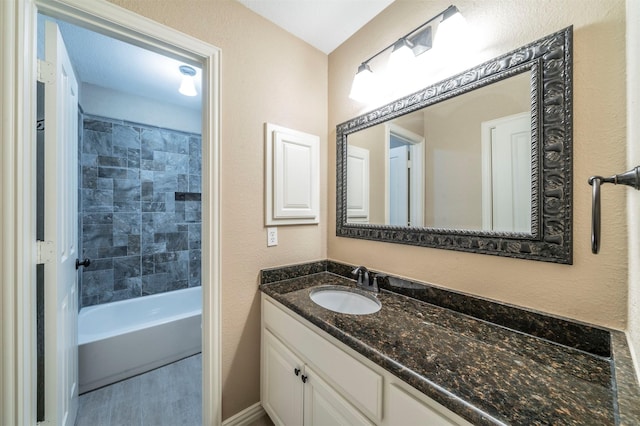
[481,112,531,233]
[389,141,409,226]
[42,21,79,426]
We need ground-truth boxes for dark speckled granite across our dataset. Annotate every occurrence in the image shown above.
[378,275,611,357]
[260,261,640,426]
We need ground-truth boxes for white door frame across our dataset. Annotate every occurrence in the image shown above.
[0,1,222,425]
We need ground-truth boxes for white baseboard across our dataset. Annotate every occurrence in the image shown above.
[222,402,267,426]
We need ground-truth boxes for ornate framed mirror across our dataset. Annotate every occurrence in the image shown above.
[336,27,573,264]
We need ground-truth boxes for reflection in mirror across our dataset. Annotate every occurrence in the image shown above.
[337,27,573,264]
[346,72,531,232]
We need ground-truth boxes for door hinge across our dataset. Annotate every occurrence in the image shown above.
[36,240,54,264]
[37,60,54,84]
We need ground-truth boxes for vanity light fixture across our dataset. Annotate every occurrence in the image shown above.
[388,38,417,73]
[348,5,465,103]
[434,6,467,50]
[178,65,197,97]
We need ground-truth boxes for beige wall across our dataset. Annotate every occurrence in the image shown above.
[109,0,327,419]
[423,73,530,229]
[626,0,640,378]
[329,0,628,328]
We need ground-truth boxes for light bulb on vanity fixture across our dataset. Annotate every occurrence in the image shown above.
[349,62,376,103]
[388,38,416,73]
[178,65,197,97]
[434,6,468,51]
[348,4,467,103]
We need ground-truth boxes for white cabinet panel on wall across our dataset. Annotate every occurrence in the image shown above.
[265,123,320,225]
[346,145,370,223]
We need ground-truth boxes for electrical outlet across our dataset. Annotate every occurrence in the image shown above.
[267,227,278,247]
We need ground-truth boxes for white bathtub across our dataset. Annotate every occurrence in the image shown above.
[78,286,202,394]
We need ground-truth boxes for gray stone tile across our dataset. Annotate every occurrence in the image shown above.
[113,179,141,201]
[141,159,165,172]
[112,145,129,159]
[78,354,202,426]
[189,224,201,250]
[113,256,141,280]
[152,173,177,192]
[114,200,141,213]
[98,156,127,167]
[113,212,140,234]
[80,153,98,166]
[166,232,188,251]
[164,132,189,155]
[109,375,142,426]
[177,174,189,192]
[98,246,128,258]
[96,178,113,191]
[84,258,113,271]
[142,255,154,275]
[81,188,113,212]
[128,235,141,256]
[165,153,189,174]
[83,119,112,133]
[142,202,165,212]
[127,148,140,169]
[98,167,128,179]
[188,175,201,193]
[81,166,98,189]
[142,242,166,255]
[82,224,113,248]
[113,276,142,295]
[155,259,188,282]
[112,234,129,247]
[82,269,114,297]
[141,181,154,201]
[113,123,140,149]
[151,212,178,232]
[142,273,170,295]
[82,213,113,225]
[83,130,112,155]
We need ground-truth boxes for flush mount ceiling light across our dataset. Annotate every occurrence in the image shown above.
[179,65,197,97]
[348,5,465,103]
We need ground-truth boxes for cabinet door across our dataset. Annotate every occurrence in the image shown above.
[303,366,373,426]
[263,331,304,426]
[386,383,464,426]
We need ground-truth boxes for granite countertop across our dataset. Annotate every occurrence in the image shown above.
[260,264,640,426]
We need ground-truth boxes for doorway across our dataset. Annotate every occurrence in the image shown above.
[37,13,206,424]
[1,1,221,425]
[386,124,424,227]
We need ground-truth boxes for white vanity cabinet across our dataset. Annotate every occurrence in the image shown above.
[263,330,372,426]
[261,294,473,426]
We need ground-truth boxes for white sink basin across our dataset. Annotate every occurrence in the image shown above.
[310,286,381,315]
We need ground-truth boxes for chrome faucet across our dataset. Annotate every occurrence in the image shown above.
[351,266,379,293]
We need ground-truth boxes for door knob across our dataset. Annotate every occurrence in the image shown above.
[75,258,91,269]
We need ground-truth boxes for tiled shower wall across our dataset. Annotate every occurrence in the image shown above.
[80,114,201,308]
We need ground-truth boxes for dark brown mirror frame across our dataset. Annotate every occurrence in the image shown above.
[336,27,573,264]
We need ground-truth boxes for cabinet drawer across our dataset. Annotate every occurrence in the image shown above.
[264,297,383,421]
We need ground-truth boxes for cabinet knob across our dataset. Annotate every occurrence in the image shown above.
[301,375,308,383]
[294,368,300,376]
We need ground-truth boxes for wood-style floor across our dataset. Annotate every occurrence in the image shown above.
[76,354,202,426]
